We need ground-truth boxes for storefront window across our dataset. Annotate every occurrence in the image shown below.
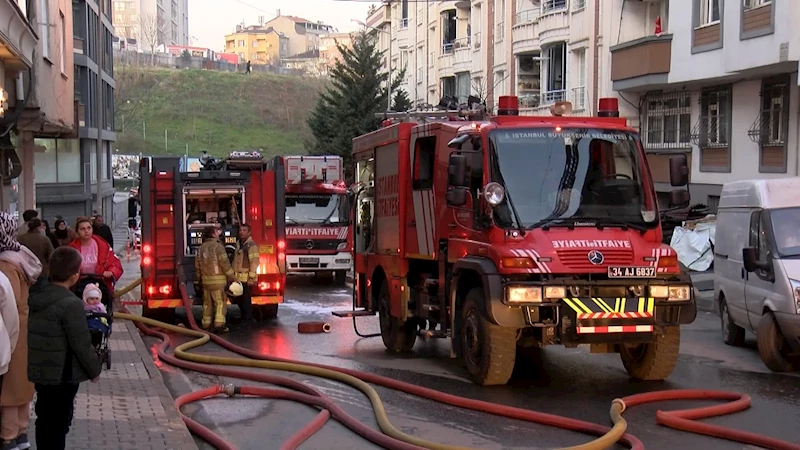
[57,139,81,183]
[88,140,97,182]
[33,138,81,183]
[34,139,58,183]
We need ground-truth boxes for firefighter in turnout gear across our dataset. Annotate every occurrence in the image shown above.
[195,225,235,331]
[232,223,260,325]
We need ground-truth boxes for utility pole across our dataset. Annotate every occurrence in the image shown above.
[95,0,105,214]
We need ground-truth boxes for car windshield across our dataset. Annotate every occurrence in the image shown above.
[286,193,349,225]
[488,127,657,229]
[770,207,800,257]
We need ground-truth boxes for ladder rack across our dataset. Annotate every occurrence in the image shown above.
[375,109,487,123]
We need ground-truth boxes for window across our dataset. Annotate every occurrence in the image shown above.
[238,40,245,46]
[252,40,258,47]
[59,11,66,73]
[413,136,436,190]
[643,92,692,150]
[542,0,567,14]
[748,210,771,276]
[699,0,720,26]
[34,139,81,184]
[88,140,98,183]
[743,0,770,9]
[759,80,786,145]
[698,87,731,146]
[456,72,471,103]
[573,0,586,11]
[572,49,586,110]
[543,42,566,103]
[40,0,50,59]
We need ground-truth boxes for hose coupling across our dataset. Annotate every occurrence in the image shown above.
[222,384,238,397]
[611,398,626,413]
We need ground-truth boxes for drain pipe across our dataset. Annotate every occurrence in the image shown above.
[591,0,600,115]
[796,79,800,176]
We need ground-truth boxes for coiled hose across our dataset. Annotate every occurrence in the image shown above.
[112,280,800,450]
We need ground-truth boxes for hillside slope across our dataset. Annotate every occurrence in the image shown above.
[114,66,327,157]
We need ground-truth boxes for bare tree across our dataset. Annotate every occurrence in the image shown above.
[139,12,165,64]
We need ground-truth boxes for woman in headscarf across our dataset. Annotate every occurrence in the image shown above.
[52,219,77,247]
[0,212,42,450]
[43,219,59,249]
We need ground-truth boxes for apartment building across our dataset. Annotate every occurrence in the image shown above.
[367,0,598,114]
[112,0,189,49]
[264,10,336,57]
[320,32,354,68]
[30,0,117,223]
[224,24,289,65]
[608,0,800,208]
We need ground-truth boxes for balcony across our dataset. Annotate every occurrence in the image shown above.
[396,18,411,47]
[538,4,570,47]
[439,43,455,77]
[610,35,672,92]
[512,9,541,55]
[366,4,390,28]
[0,0,38,71]
[453,36,471,72]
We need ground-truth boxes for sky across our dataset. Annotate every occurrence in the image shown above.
[188,0,381,50]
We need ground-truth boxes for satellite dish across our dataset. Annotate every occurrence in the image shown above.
[550,101,573,116]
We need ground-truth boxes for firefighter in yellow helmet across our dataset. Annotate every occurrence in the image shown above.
[195,225,235,332]
[232,223,260,325]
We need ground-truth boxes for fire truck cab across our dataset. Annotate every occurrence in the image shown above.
[138,151,287,323]
[284,156,352,284]
[334,97,697,386]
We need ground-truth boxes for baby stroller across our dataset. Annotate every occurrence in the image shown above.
[73,275,114,370]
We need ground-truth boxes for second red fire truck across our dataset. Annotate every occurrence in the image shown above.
[335,97,697,385]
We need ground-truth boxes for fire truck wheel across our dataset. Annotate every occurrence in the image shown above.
[619,325,680,381]
[377,280,417,353]
[334,271,347,285]
[460,288,517,386]
[255,304,279,321]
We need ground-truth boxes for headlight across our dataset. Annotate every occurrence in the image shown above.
[544,286,566,299]
[482,182,505,206]
[507,286,542,303]
[649,285,691,301]
[337,242,348,251]
[790,280,800,314]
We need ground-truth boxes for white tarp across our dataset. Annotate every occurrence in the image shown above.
[670,220,716,271]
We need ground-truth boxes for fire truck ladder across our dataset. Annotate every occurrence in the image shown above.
[375,109,487,123]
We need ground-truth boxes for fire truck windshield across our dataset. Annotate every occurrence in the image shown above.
[488,127,657,231]
[285,193,349,225]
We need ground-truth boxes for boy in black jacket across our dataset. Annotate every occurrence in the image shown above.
[27,247,102,450]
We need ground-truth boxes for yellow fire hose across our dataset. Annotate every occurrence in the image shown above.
[110,278,629,450]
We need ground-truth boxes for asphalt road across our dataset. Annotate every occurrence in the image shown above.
[142,275,800,450]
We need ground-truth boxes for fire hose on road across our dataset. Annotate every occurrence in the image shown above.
[111,279,800,450]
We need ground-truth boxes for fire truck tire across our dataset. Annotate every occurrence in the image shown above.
[334,270,347,285]
[255,304,279,321]
[377,280,417,353]
[460,288,517,386]
[620,325,680,381]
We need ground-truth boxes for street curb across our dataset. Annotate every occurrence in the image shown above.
[126,320,200,450]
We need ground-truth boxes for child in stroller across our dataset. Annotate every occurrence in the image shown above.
[73,275,114,369]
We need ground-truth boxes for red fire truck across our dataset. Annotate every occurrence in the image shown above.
[137,151,287,323]
[284,155,352,284]
[334,97,697,385]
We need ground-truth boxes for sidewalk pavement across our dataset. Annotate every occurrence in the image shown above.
[24,225,198,449]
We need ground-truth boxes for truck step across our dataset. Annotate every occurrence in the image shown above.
[331,309,376,318]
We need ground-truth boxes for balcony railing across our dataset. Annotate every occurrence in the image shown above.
[515,9,540,25]
[442,41,455,55]
[453,36,471,50]
[542,0,568,15]
[473,32,481,49]
[400,17,409,29]
[542,89,567,104]
[573,0,586,11]
[571,86,587,110]
[496,22,505,41]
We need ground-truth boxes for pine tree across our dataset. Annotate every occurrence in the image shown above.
[306,30,405,181]
[392,89,413,112]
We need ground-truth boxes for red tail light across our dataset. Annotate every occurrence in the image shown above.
[143,244,152,254]
[147,285,154,295]
[258,281,270,291]
[158,285,171,295]
[275,281,281,290]
[142,256,152,266]
[277,240,285,250]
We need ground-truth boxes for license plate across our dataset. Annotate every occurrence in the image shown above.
[607,266,656,278]
[299,257,320,264]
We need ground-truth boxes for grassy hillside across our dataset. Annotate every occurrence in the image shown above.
[114,66,328,158]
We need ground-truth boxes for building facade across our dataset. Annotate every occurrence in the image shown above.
[224,24,289,65]
[31,0,117,224]
[264,11,335,57]
[608,0,800,208]
[319,32,354,69]
[112,0,189,50]
[367,0,597,114]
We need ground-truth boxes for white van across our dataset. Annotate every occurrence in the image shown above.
[713,177,800,372]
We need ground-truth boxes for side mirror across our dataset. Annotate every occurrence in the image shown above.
[446,187,468,207]
[669,154,689,187]
[668,189,690,209]
[742,247,763,273]
[447,134,470,149]
[448,154,469,187]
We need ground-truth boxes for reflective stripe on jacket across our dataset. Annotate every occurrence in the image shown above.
[233,237,259,283]
[195,238,234,289]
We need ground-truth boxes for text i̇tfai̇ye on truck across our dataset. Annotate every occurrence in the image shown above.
[136,151,287,323]
[333,96,697,386]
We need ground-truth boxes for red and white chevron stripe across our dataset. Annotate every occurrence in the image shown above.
[577,312,653,320]
[577,325,654,334]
